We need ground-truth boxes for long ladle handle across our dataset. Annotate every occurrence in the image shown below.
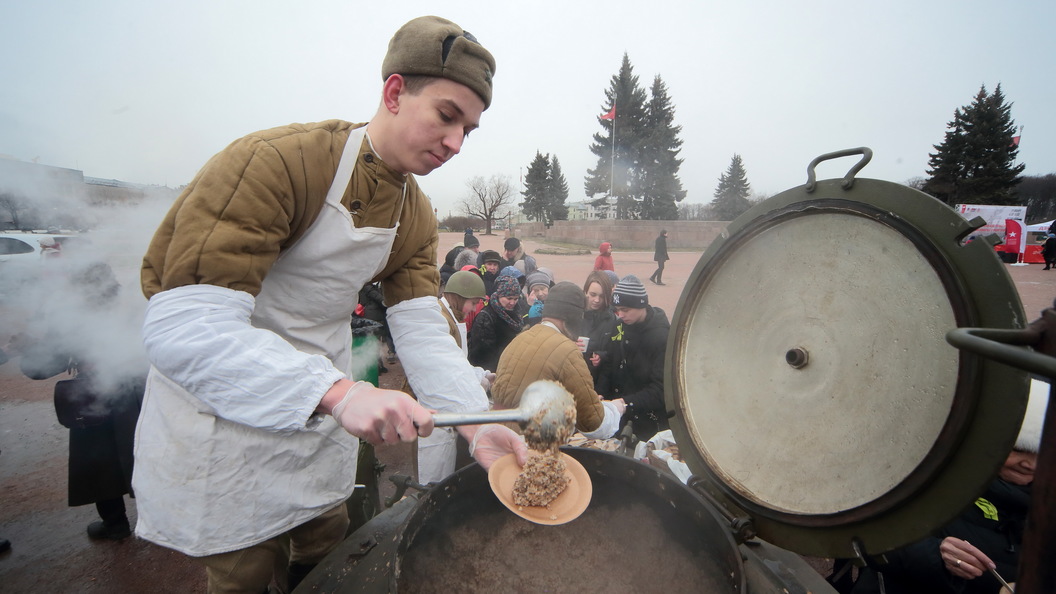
[431,410,528,427]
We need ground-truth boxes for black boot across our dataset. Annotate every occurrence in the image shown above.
[89,498,131,540]
[87,520,131,540]
[0,538,10,553]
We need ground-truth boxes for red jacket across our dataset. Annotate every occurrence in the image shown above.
[593,242,614,272]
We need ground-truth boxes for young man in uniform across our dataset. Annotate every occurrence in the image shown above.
[134,16,526,592]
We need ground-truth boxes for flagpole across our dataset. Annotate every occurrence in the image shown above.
[609,94,617,200]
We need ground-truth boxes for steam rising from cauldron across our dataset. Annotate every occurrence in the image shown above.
[1,171,175,396]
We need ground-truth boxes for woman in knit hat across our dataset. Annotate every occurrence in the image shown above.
[467,275,524,372]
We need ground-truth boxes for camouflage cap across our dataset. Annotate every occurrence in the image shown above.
[382,16,495,109]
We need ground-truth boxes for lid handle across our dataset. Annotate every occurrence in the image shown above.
[805,147,873,193]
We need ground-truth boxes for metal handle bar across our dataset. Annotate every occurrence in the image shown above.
[431,410,527,427]
[946,327,1056,377]
[805,147,873,193]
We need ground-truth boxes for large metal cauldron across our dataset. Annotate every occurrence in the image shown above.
[300,447,747,593]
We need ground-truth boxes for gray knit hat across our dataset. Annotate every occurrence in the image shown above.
[612,275,648,308]
[526,271,551,291]
[382,16,495,109]
[543,281,585,334]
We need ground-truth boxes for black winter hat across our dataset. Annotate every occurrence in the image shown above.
[504,237,521,251]
[464,235,480,249]
[481,249,502,264]
[613,275,648,309]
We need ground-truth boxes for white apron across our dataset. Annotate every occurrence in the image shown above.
[134,125,400,556]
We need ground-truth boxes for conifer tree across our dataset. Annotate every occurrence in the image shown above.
[520,151,551,223]
[520,152,570,227]
[585,53,648,219]
[924,84,1024,205]
[711,154,752,221]
[546,156,570,224]
[639,75,686,220]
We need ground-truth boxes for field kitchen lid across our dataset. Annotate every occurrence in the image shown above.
[666,148,1031,560]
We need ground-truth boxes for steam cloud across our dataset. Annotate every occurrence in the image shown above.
[1,170,175,395]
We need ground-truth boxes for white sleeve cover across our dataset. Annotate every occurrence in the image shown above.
[387,296,489,414]
[581,400,622,439]
[142,285,345,431]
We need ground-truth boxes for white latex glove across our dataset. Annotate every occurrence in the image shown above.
[331,381,435,446]
[480,371,497,392]
[467,424,528,470]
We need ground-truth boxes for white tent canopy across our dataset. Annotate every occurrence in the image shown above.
[1026,220,1054,233]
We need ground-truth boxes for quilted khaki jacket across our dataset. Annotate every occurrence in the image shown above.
[491,324,604,433]
[142,120,439,304]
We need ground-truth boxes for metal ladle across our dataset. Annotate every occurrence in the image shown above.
[431,380,575,445]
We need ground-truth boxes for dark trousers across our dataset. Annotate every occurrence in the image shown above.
[95,497,127,525]
[650,261,665,283]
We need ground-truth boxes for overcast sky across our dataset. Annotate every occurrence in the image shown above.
[2,0,1053,218]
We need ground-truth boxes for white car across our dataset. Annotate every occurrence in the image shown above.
[0,232,87,262]
[0,233,42,261]
[0,232,86,301]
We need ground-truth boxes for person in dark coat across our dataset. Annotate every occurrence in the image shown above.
[596,275,670,440]
[453,236,480,271]
[500,237,538,274]
[649,229,669,285]
[581,270,618,386]
[13,260,145,541]
[480,249,503,296]
[356,282,396,370]
[467,275,523,372]
[843,379,1046,594]
[1042,233,1056,270]
[0,345,13,552]
[439,245,464,289]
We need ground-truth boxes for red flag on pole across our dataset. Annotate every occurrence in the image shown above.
[600,106,616,120]
[1011,135,1021,147]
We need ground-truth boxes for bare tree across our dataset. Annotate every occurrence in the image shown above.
[459,174,516,235]
[0,192,33,230]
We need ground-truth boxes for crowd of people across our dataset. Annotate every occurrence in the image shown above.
[441,233,672,444]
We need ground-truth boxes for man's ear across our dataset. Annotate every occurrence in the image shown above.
[381,74,405,114]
